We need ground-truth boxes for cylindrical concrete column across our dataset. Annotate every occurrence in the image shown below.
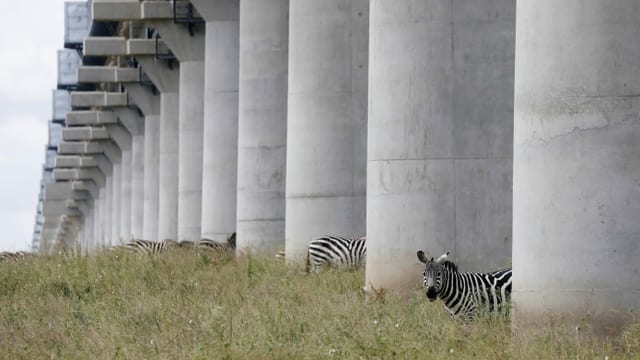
[120,149,132,241]
[237,0,288,254]
[200,10,239,243]
[158,92,180,241]
[143,114,160,241]
[103,176,112,246]
[513,0,640,337]
[178,61,205,242]
[130,132,145,239]
[94,195,102,248]
[111,163,121,245]
[366,1,515,290]
[285,0,369,261]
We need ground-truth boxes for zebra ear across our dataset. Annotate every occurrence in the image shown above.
[435,251,450,263]
[417,250,429,263]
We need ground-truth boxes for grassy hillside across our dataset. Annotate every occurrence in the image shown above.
[0,251,638,359]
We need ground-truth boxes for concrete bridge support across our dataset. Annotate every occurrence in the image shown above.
[235,0,288,253]
[285,0,369,261]
[136,58,180,241]
[513,0,640,337]
[191,0,240,244]
[151,21,205,242]
[366,0,515,290]
[126,84,159,240]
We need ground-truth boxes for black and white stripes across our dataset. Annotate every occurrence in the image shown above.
[197,232,236,259]
[417,250,512,320]
[307,236,367,272]
[0,251,34,262]
[123,239,180,255]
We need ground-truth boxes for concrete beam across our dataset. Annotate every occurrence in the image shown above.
[91,0,141,20]
[62,126,110,141]
[77,66,139,84]
[43,200,81,216]
[140,1,173,19]
[150,20,205,61]
[113,108,145,135]
[127,38,166,56]
[71,91,128,108]
[43,182,91,201]
[125,84,159,116]
[136,57,179,93]
[83,37,126,56]
[53,168,106,188]
[55,155,98,168]
[58,141,122,165]
[66,110,118,126]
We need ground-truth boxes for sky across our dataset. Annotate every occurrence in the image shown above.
[0,0,68,252]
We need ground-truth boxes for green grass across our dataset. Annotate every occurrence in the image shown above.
[0,251,638,359]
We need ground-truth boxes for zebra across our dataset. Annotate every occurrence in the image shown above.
[0,251,34,262]
[197,232,236,259]
[306,235,367,273]
[416,250,512,320]
[123,239,180,255]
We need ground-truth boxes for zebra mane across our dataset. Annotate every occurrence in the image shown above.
[441,259,459,273]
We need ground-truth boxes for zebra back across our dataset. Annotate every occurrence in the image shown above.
[417,250,512,320]
[197,232,236,259]
[0,251,34,262]
[124,239,176,255]
[307,235,367,273]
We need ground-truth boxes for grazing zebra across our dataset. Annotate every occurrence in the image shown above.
[416,250,512,320]
[0,251,34,262]
[307,236,367,273]
[197,232,236,259]
[275,248,286,261]
[123,239,179,255]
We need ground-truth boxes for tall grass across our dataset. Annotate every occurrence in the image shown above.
[0,251,638,359]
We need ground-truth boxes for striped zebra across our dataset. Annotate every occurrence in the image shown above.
[0,251,34,262]
[416,250,512,320]
[307,235,367,273]
[123,239,180,255]
[197,232,236,259]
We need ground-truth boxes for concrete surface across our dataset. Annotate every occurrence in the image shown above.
[366,0,515,291]
[285,0,369,261]
[236,0,288,253]
[512,0,640,337]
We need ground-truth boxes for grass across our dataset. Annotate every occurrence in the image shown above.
[0,250,638,359]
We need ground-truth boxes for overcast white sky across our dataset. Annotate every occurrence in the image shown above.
[0,0,68,251]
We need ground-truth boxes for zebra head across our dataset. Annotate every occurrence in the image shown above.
[417,250,450,302]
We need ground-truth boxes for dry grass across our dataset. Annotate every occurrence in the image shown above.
[0,250,638,359]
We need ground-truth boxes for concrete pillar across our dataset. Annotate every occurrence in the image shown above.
[136,57,180,241]
[159,93,180,240]
[151,21,205,242]
[103,177,112,246]
[513,0,640,337]
[111,163,121,244]
[285,0,369,261]
[235,0,288,254]
[119,149,132,240]
[130,132,144,239]
[93,196,101,248]
[191,0,240,243]
[366,0,515,290]
[126,84,158,240]
[178,61,205,241]
[143,114,160,240]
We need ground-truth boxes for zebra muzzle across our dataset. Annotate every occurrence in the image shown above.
[426,287,438,301]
